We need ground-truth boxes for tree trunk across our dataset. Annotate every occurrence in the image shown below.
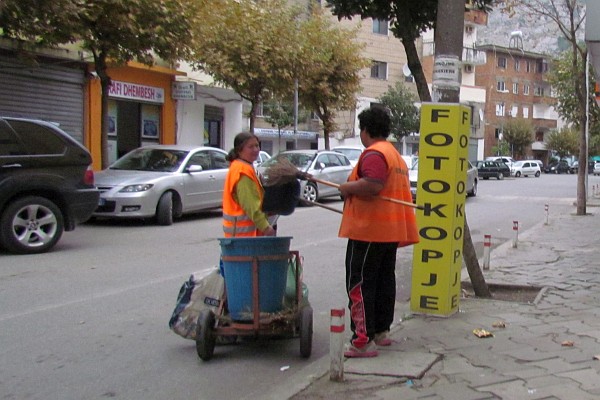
[96,53,110,170]
[463,217,491,297]
[402,38,432,103]
[576,55,587,216]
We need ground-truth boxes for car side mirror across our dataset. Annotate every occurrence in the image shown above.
[318,162,326,170]
[187,165,204,173]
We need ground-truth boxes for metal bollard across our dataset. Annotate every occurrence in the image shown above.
[483,234,491,270]
[544,204,549,225]
[330,308,345,382]
[512,221,519,248]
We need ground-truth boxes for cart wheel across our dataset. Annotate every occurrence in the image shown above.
[299,305,313,358]
[196,309,217,361]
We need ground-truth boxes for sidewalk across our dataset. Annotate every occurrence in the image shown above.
[287,199,600,400]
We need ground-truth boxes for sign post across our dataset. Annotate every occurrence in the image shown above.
[410,103,471,316]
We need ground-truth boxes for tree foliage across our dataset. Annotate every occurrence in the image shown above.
[187,0,302,134]
[325,0,494,103]
[0,0,196,168]
[378,81,420,140]
[501,118,534,159]
[546,126,579,159]
[296,6,369,149]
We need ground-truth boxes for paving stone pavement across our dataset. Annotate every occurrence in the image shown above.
[281,200,600,400]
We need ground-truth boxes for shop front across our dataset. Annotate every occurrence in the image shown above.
[86,62,182,169]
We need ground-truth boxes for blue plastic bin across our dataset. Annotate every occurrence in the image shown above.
[218,237,292,321]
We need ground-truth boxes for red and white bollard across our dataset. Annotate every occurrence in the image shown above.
[330,309,345,382]
[483,234,491,270]
[512,221,519,248]
[544,204,549,225]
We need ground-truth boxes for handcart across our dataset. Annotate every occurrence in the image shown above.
[195,245,313,361]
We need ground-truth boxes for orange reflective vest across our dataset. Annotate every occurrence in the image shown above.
[338,141,419,246]
[222,159,264,237]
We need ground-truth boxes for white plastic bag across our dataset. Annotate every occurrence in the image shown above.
[168,267,224,340]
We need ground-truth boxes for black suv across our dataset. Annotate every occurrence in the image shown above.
[0,117,99,254]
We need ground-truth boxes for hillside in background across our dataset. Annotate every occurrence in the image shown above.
[477,6,585,56]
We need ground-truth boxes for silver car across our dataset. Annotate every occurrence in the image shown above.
[93,145,229,225]
[257,150,353,202]
[409,159,478,201]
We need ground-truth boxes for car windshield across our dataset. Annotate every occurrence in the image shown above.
[110,148,187,172]
[334,148,362,161]
[264,152,316,170]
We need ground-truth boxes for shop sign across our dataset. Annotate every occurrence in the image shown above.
[172,81,196,100]
[410,103,470,317]
[254,128,317,140]
[108,80,164,104]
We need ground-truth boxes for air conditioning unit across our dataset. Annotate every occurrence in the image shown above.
[465,25,474,34]
[464,64,473,73]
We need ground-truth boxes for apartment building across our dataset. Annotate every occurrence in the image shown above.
[475,39,557,162]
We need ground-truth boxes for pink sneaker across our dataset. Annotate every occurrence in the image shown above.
[344,341,378,358]
[374,331,392,346]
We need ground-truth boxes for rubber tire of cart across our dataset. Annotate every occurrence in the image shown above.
[196,309,217,361]
[299,305,313,358]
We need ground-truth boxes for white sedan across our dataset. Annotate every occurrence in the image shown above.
[93,145,229,225]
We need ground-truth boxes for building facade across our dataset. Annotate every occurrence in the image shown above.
[475,42,557,163]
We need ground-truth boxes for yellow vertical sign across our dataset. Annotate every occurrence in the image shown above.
[410,103,471,316]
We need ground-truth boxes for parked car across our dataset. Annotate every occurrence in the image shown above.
[332,146,364,167]
[544,160,571,174]
[475,160,511,180]
[257,150,353,202]
[93,145,229,225]
[511,160,541,177]
[594,162,600,176]
[0,116,99,254]
[485,156,515,168]
[409,159,477,201]
[253,150,271,168]
[570,160,596,174]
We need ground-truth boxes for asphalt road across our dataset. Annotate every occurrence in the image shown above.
[0,172,592,400]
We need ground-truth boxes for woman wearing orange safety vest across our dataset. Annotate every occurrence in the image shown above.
[338,107,419,358]
[222,132,276,237]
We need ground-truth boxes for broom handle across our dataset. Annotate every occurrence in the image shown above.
[298,198,343,214]
[306,176,423,210]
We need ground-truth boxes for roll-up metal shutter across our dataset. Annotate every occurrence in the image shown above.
[0,53,85,143]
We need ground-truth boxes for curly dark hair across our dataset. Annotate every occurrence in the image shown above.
[358,107,391,139]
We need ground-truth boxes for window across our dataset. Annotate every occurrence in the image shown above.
[514,59,520,71]
[523,84,530,95]
[372,19,388,35]
[534,85,545,96]
[537,60,548,73]
[496,102,505,116]
[512,82,519,94]
[497,79,507,92]
[497,57,507,68]
[8,120,67,155]
[371,61,387,79]
[526,61,531,73]
[511,105,518,117]
[523,106,529,118]
[494,128,502,139]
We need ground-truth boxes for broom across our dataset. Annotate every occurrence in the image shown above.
[264,158,423,210]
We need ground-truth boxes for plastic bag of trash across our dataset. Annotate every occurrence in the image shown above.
[168,267,224,340]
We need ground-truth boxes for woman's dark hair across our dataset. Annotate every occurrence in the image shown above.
[358,107,391,139]
[227,132,258,162]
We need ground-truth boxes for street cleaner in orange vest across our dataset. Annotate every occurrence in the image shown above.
[338,107,419,358]
[223,132,276,237]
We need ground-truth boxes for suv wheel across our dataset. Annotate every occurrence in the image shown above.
[0,196,64,254]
